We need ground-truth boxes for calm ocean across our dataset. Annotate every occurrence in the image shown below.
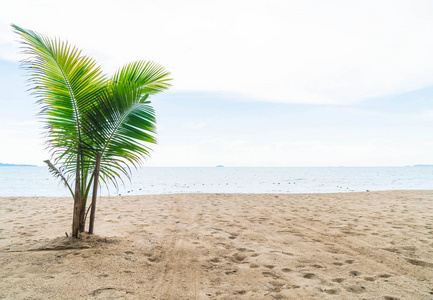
[0,166,432,197]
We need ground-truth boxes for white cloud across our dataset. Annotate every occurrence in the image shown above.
[419,109,433,119]
[0,120,39,128]
[182,121,210,130]
[1,0,433,104]
[145,138,433,167]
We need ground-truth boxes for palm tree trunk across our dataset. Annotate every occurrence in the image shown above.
[79,205,86,232]
[78,149,87,233]
[89,152,102,234]
[72,147,82,238]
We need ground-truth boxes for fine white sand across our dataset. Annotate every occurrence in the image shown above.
[1,191,432,299]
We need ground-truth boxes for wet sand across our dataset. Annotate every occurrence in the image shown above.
[1,191,432,299]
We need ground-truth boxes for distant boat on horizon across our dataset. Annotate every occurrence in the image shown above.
[216,165,224,167]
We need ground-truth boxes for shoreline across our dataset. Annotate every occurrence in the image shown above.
[1,190,432,299]
[2,188,432,198]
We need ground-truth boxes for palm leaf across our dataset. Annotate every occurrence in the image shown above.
[83,61,171,186]
[13,24,107,181]
[113,60,172,94]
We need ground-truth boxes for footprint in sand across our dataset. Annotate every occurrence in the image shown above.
[324,288,339,295]
[262,271,281,279]
[349,271,361,277]
[267,280,285,293]
[233,290,247,295]
[90,287,132,297]
[232,252,247,263]
[224,269,238,275]
[147,256,160,263]
[328,246,348,254]
[346,285,366,294]
[303,273,317,279]
[405,258,433,268]
[209,257,221,263]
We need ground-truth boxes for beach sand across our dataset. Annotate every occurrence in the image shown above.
[0,191,432,299]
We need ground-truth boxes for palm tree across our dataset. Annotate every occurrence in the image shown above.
[13,25,171,237]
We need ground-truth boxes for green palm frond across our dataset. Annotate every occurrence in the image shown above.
[79,61,170,186]
[113,60,172,94]
[13,24,107,172]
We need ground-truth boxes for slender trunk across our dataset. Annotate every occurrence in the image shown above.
[89,152,102,234]
[79,206,86,232]
[72,147,82,238]
[79,150,87,232]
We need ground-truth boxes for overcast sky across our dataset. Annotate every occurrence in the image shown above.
[1,0,433,166]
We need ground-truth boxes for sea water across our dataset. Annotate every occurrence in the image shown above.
[0,166,432,197]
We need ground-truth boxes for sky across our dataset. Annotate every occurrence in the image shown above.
[1,0,433,167]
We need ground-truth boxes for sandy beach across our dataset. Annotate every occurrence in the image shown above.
[0,191,432,299]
